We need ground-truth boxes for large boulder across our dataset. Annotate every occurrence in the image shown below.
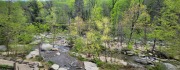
[0,45,6,51]
[163,63,177,70]
[84,61,99,70]
[51,64,59,70]
[26,49,39,59]
[41,44,53,51]
[134,57,153,65]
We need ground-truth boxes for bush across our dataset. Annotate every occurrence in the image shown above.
[0,65,13,70]
[91,58,103,67]
[35,55,43,61]
[127,42,133,50]
[48,61,54,65]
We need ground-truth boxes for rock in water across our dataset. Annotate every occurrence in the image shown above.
[51,64,59,70]
[41,43,53,51]
[56,52,60,55]
[58,67,69,70]
[164,63,177,70]
[84,61,99,70]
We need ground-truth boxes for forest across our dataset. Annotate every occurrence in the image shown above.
[0,0,180,70]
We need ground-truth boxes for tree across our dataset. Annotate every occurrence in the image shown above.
[0,1,27,54]
[110,0,130,37]
[157,0,180,59]
[75,0,84,19]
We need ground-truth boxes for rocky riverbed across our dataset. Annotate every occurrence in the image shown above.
[40,45,85,70]
[1,34,180,70]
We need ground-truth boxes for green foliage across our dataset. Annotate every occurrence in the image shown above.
[127,42,133,50]
[91,58,103,67]
[73,37,85,53]
[35,55,44,61]
[110,0,130,35]
[0,1,180,69]
[9,44,33,54]
[46,61,54,67]
[0,65,13,70]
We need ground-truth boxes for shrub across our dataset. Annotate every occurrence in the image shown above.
[127,42,133,50]
[35,55,43,61]
[91,58,103,67]
[0,65,13,70]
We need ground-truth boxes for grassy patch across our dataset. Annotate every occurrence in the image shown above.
[35,55,43,61]
[99,62,123,70]
[90,58,103,67]
[44,61,54,68]
[0,65,13,70]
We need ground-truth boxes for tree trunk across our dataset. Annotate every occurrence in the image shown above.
[14,62,16,70]
[152,38,156,51]
[105,42,107,63]
[53,26,56,48]
[6,0,12,56]
[39,42,42,56]
[127,0,141,45]
[144,24,147,46]
[128,23,135,44]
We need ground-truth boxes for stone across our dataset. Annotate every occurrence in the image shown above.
[26,49,39,59]
[56,52,60,55]
[37,62,43,67]
[22,60,29,64]
[134,57,153,65]
[119,60,128,66]
[126,51,135,56]
[0,45,6,51]
[51,64,59,70]
[84,61,99,70]
[41,44,53,51]
[51,48,59,51]
[164,63,177,70]
[16,59,23,63]
[121,49,135,56]
[138,53,146,57]
[0,59,14,66]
